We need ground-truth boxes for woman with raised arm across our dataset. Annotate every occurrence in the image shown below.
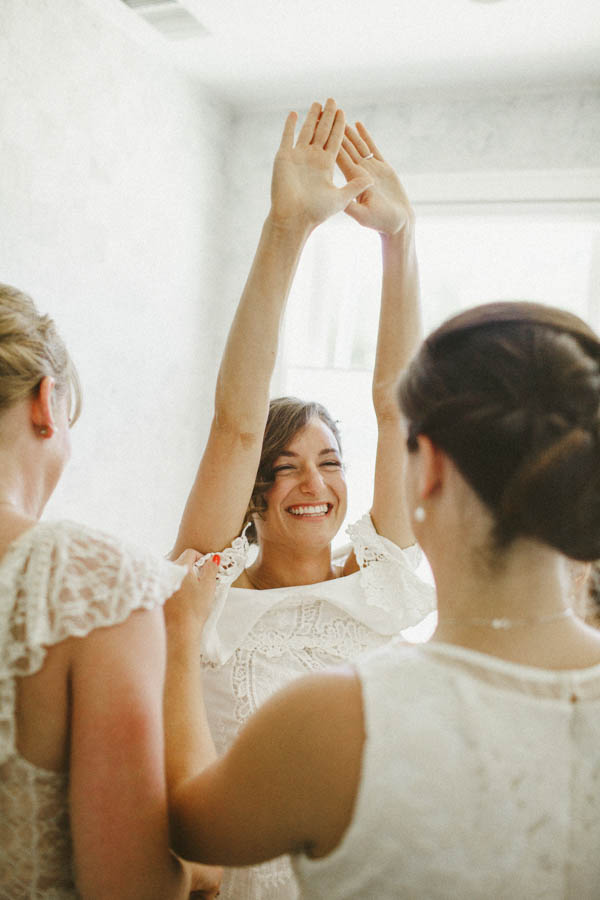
[170,99,434,899]
[0,283,221,899]
[166,300,600,898]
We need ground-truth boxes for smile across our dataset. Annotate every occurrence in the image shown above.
[286,503,332,517]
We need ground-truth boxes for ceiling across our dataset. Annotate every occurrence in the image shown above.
[88,0,600,109]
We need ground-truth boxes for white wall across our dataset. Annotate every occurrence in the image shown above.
[0,0,232,553]
[2,1,599,555]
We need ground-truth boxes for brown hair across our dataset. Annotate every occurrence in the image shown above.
[398,301,600,561]
[244,396,342,544]
[0,283,81,424]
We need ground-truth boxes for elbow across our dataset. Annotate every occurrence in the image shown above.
[372,389,401,425]
[169,784,203,863]
[211,411,266,450]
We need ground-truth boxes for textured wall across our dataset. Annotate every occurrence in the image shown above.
[0,0,231,552]
[1,0,598,555]
[220,87,600,330]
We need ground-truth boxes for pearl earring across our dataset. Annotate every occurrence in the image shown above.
[414,505,426,523]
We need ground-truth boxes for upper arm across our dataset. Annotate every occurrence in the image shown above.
[370,411,415,548]
[69,607,182,899]
[169,667,365,866]
[171,417,264,557]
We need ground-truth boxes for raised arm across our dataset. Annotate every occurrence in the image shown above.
[337,123,421,548]
[171,100,372,558]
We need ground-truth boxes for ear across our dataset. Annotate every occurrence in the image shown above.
[414,434,445,501]
[30,376,56,437]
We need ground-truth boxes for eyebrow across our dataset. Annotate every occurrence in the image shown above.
[276,448,340,458]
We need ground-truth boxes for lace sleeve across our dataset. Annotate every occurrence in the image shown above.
[197,524,252,664]
[0,520,185,763]
[346,513,436,626]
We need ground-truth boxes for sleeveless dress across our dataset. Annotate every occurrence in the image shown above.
[199,514,436,900]
[0,520,185,900]
[293,640,600,899]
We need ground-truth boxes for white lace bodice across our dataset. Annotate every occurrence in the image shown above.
[201,514,435,900]
[0,520,185,900]
[293,641,600,899]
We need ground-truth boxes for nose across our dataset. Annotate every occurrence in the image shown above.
[300,464,325,493]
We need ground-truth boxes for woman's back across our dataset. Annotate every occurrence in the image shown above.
[0,519,184,898]
[293,640,600,900]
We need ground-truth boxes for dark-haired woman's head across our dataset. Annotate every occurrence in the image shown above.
[398,301,600,562]
[245,397,344,545]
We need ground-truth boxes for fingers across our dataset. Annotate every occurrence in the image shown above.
[313,98,339,148]
[323,108,345,155]
[296,101,323,147]
[193,554,219,583]
[344,123,382,162]
[174,548,203,569]
[278,110,298,152]
[336,144,359,181]
[341,135,363,166]
[355,122,383,160]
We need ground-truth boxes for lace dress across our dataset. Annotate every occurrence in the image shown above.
[292,640,600,899]
[0,520,185,900]
[200,514,435,900]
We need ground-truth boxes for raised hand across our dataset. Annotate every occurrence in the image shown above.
[337,122,412,235]
[270,99,373,231]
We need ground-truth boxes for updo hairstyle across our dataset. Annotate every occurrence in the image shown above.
[398,301,600,561]
[244,396,342,544]
[0,283,81,424]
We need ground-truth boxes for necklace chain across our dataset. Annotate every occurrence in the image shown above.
[437,608,575,630]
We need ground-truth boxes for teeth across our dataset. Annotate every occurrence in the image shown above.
[288,504,329,516]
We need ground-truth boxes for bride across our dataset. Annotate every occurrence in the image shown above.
[170,98,434,899]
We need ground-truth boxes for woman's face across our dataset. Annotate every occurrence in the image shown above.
[255,417,347,552]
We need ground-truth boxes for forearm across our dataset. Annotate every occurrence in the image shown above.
[372,223,422,418]
[164,619,216,793]
[214,214,311,434]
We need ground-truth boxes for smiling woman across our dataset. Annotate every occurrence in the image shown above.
[168,100,434,899]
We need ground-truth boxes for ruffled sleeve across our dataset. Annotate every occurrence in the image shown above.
[198,524,251,663]
[0,520,185,764]
[346,513,436,628]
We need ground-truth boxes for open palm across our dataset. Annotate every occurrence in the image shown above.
[337,123,412,235]
[270,100,372,229]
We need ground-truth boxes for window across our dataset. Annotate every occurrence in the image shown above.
[277,195,600,640]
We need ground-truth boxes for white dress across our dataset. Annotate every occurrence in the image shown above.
[292,640,600,899]
[0,520,185,900]
[200,514,436,900]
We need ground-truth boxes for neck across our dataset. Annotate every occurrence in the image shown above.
[247,539,336,589]
[0,449,48,522]
[430,538,571,645]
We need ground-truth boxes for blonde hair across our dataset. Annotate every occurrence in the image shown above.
[0,282,81,423]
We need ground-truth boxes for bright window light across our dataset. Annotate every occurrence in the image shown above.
[278,202,600,635]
